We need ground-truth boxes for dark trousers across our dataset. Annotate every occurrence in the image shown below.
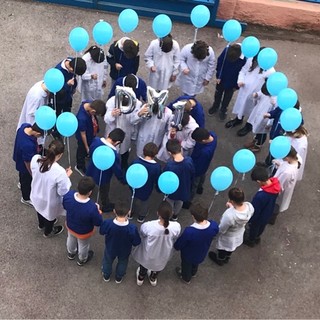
[254,133,267,146]
[76,140,88,170]
[181,257,198,282]
[102,251,129,280]
[99,183,111,207]
[37,212,55,235]
[217,249,232,262]
[132,198,149,218]
[190,174,205,200]
[138,264,159,280]
[19,171,32,201]
[121,151,130,171]
[212,83,235,113]
[247,221,267,242]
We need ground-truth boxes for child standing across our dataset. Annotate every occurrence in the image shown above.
[144,34,180,90]
[130,143,162,223]
[132,201,181,286]
[100,204,141,283]
[75,99,106,176]
[208,188,254,266]
[174,203,219,284]
[63,176,103,266]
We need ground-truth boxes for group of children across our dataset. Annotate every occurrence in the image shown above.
[13,30,308,285]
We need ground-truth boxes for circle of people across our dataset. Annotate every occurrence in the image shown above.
[13,12,308,286]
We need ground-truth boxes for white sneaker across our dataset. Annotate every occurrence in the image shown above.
[74,165,85,177]
[147,270,157,286]
[136,267,144,286]
[17,182,21,189]
[21,198,33,207]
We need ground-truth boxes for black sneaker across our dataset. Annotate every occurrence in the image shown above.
[67,251,77,260]
[43,225,64,238]
[103,274,110,282]
[208,106,218,116]
[208,251,224,266]
[196,187,203,195]
[225,118,243,129]
[115,276,123,284]
[74,165,85,177]
[237,123,252,137]
[219,112,227,121]
[77,250,94,266]
[137,216,145,223]
[170,214,178,221]
[175,267,190,284]
[101,203,115,213]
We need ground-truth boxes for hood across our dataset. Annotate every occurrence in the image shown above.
[261,177,281,194]
[234,202,255,223]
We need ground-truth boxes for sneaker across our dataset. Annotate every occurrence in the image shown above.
[196,187,203,195]
[237,123,252,137]
[225,118,243,129]
[244,140,256,149]
[21,198,33,207]
[67,251,77,260]
[249,144,262,153]
[136,267,144,286]
[101,203,115,213]
[77,250,94,266]
[38,218,57,230]
[43,225,64,238]
[175,267,190,284]
[37,225,44,230]
[137,216,145,223]
[17,182,21,189]
[127,213,133,220]
[208,251,224,266]
[208,106,218,116]
[115,277,123,284]
[147,270,158,287]
[74,165,85,177]
[103,274,110,282]
[219,112,227,121]
[243,239,256,247]
[170,214,178,221]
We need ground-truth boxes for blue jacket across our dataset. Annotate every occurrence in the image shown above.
[168,95,205,128]
[86,138,124,186]
[108,75,147,101]
[63,190,103,235]
[191,131,217,177]
[13,123,38,173]
[164,156,195,201]
[174,220,219,264]
[216,47,246,89]
[100,219,141,258]
[131,158,161,201]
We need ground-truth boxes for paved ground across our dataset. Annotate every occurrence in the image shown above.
[1,0,320,318]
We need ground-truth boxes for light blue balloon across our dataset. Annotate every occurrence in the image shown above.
[270,136,291,159]
[126,164,148,189]
[210,166,233,192]
[277,88,298,110]
[152,14,172,38]
[56,112,78,137]
[280,108,302,132]
[233,149,256,174]
[44,68,64,93]
[35,106,56,130]
[222,19,242,42]
[158,171,179,195]
[93,21,113,45]
[118,9,139,33]
[241,36,260,58]
[266,72,288,96]
[69,27,89,52]
[257,47,278,70]
[92,146,115,171]
[190,5,210,28]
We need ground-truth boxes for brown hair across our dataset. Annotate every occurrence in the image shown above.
[143,142,158,158]
[91,100,106,116]
[158,201,172,234]
[37,140,64,173]
[190,203,208,222]
[285,146,301,169]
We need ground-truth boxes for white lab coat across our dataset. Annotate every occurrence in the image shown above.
[144,39,180,90]
[232,59,275,118]
[17,81,48,130]
[78,52,108,101]
[30,155,71,221]
[248,92,276,134]
[176,43,215,96]
[288,135,308,181]
[135,107,173,157]
[104,96,142,155]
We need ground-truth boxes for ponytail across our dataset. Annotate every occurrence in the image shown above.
[249,47,265,73]
[37,140,64,173]
[157,201,172,235]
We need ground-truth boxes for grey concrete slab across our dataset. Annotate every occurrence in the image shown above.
[1,0,320,318]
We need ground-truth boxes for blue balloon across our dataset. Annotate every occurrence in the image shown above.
[210,167,233,192]
[233,149,256,174]
[92,146,115,171]
[158,171,179,195]
[44,68,64,93]
[35,106,56,130]
[270,136,291,159]
[118,9,139,33]
[190,5,210,28]
[222,19,242,42]
[152,14,172,38]
[280,108,302,132]
[277,88,298,110]
[257,47,278,70]
[241,36,260,58]
[126,164,148,189]
[93,20,113,45]
[69,27,89,52]
[56,112,78,137]
[266,72,288,96]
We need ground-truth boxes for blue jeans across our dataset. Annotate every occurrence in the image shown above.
[102,251,129,280]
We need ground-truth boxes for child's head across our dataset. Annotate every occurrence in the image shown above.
[160,34,173,53]
[108,128,125,146]
[228,187,245,205]
[284,146,301,168]
[166,139,181,155]
[123,39,139,59]
[184,99,196,112]
[143,142,158,158]
[38,139,64,173]
[124,74,137,90]
[30,123,44,137]
[190,203,208,223]
[78,176,95,196]
[86,45,105,63]
[191,127,210,143]
[69,57,87,75]
[261,81,271,96]
[226,44,242,63]
[191,40,209,60]
[114,203,129,218]
[251,166,269,183]
[293,100,300,110]
[157,201,173,234]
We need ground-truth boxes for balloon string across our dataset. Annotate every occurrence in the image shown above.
[42,130,47,156]
[67,136,71,167]
[53,92,56,111]
[242,173,246,181]
[234,172,241,186]
[73,51,78,79]
[218,43,230,80]
[208,191,219,213]
[163,194,168,201]
[193,28,198,43]
[129,188,135,213]
[96,170,103,203]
